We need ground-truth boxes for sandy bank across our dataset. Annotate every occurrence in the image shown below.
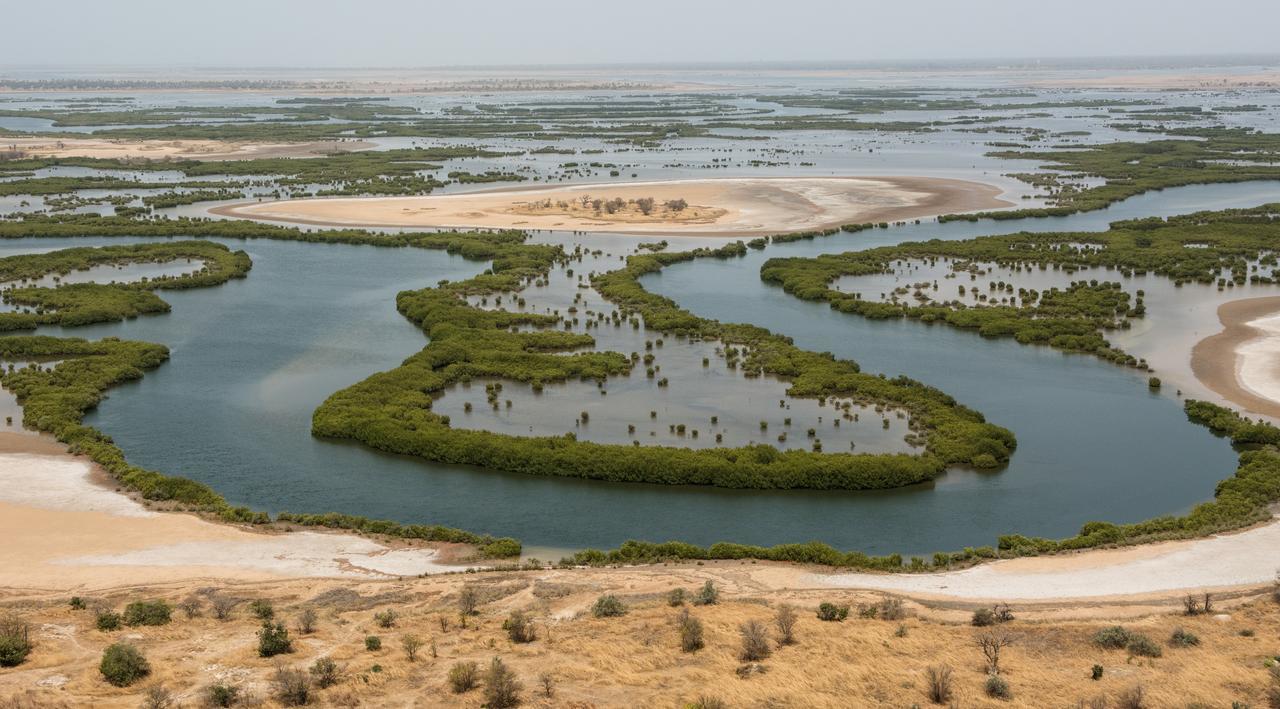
[0,440,461,592]
[212,176,1010,236]
[1191,296,1280,419]
[811,516,1280,601]
[0,136,372,162]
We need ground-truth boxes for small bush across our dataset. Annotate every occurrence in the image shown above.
[667,588,686,606]
[774,604,798,646]
[483,657,521,709]
[504,610,537,643]
[1093,625,1132,649]
[816,602,849,622]
[142,685,175,709]
[448,660,479,693]
[738,620,771,662]
[249,599,274,621]
[205,683,240,707]
[69,597,86,611]
[402,634,424,661]
[178,596,202,619]
[1091,664,1104,680]
[123,600,172,627]
[309,656,340,688]
[877,598,906,621]
[364,635,381,651]
[258,621,293,658]
[972,607,996,626]
[1116,685,1146,709]
[985,674,1011,699]
[96,609,123,632]
[0,615,33,667]
[1169,627,1200,647]
[272,666,311,706]
[100,643,150,687]
[1126,634,1162,658]
[689,697,728,709]
[458,587,479,616]
[592,595,627,618]
[297,608,317,635]
[209,594,239,621]
[373,609,397,628]
[693,580,719,606]
[678,608,704,653]
[925,664,953,704]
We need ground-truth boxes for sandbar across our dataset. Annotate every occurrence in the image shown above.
[212,176,1010,236]
[1191,295,1280,419]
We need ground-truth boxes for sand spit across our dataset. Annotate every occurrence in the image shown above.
[0,443,461,592]
[1192,296,1280,419]
[213,176,1010,236]
[0,136,372,162]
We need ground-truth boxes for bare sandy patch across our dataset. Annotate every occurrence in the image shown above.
[1191,296,1280,419]
[0,447,463,592]
[213,176,1010,235]
[0,136,372,162]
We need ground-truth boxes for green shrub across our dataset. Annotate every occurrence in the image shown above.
[0,615,33,667]
[364,635,381,651]
[69,597,86,610]
[1169,627,1200,647]
[99,643,150,687]
[1091,664,1104,680]
[123,600,172,627]
[985,674,1011,699]
[205,683,240,707]
[249,599,274,621]
[448,660,479,693]
[1093,626,1132,649]
[592,595,627,618]
[309,656,340,688]
[678,609,704,653]
[96,610,122,632]
[693,580,719,606]
[257,621,293,658]
[1126,634,1162,658]
[503,611,536,643]
[483,656,521,709]
[374,609,397,628]
[816,602,849,622]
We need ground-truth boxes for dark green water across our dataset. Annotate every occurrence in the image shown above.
[8,180,1280,556]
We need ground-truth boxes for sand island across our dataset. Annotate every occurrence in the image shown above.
[213,176,1010,235]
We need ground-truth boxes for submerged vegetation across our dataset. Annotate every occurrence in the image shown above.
[313,233,1015,491]
[0,240,251,330]
[762,204,1280,367]
[945,129,1280,220]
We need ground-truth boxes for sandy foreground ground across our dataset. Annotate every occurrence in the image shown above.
[214,176,1010,235]
[0,136,372,161]
[2,429,1277,608]
[1191,296,1280,419]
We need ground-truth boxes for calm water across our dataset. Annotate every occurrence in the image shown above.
[3,180,1278,556]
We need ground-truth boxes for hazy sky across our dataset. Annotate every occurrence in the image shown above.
[4,0,1278,68]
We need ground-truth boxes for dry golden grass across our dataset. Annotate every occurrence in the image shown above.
[1,566,1277,707]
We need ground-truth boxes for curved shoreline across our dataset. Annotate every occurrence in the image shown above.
[210,175,1011,236]
[1191,295,1280,419]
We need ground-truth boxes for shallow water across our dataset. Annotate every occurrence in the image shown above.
[0,181,1268,556]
